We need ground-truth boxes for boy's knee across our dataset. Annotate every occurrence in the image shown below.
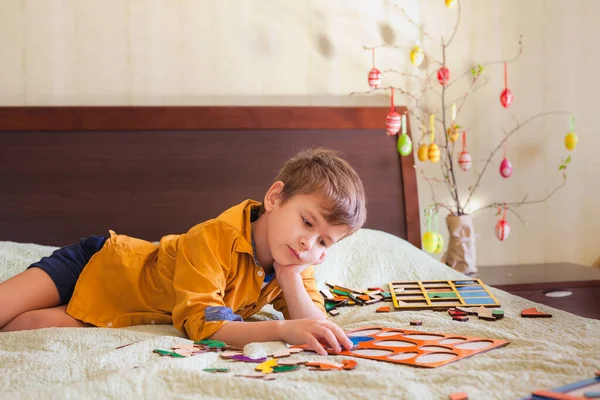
[7,310,59,331]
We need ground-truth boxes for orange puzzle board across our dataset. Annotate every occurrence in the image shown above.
[297,326,509,368]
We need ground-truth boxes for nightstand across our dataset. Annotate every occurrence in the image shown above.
[477,263,600,320]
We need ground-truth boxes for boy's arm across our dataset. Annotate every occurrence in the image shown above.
[211,318,352,355]
[273,266,326,320]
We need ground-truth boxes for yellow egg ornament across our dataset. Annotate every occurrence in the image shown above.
[564,131,578,151]
[433,233,444,254]
[428,143,441,163]
[445,0,456,8]
[418,144,429,162]
[422,231,439,253]
[410,46,424,67]
[447,125,460,142]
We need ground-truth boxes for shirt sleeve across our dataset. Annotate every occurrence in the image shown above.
[171,221,241,341]
[271,265,326,319]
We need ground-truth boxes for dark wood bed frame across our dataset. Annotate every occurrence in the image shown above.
[0,106,420,248]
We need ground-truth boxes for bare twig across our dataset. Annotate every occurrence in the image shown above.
[445,0,462,47]
[394,4,442,47]
[446,35,524,89]
[463,111,572,210]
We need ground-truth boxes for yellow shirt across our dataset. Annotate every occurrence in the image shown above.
[66,199,326,341]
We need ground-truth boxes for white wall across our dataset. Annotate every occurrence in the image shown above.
[1,0,598,266]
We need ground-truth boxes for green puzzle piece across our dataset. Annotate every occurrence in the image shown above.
[429,292,458,298]
[153,349,185,358]
[203,368,230,373]
[194,339,227,348]
[273,365,301,373]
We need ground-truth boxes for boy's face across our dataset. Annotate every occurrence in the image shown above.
[264,183,349,267]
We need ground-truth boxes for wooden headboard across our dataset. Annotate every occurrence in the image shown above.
[0,106,420,248]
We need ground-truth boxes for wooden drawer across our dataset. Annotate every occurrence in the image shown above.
[494,282,600,319]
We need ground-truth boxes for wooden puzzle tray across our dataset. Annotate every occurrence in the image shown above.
[389,279,501,310]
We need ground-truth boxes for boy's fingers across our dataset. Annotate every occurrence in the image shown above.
[315,327,341,352]
[324,321,353,350]
[306,336,327,356]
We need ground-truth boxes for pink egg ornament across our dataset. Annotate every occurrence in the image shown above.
[368,68,382,88]
[458,151,472,171]
[500,157,512,178]
[495,219,510,241]
[437,67,450,86]
[385,112,401,136]
[500,88,513,108]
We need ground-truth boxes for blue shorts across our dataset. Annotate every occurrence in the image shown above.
[28,235,108,305]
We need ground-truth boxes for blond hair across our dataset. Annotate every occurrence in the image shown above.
[264,148,367,234]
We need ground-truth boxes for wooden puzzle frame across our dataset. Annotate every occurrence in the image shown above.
[389,279,501,310]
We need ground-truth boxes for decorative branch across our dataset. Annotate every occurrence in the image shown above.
[463,111,572,210]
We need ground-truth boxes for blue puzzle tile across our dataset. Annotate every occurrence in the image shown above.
[464,297,496,305]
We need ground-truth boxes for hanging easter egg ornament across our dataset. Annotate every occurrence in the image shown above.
[564,115,578,151]
[386,88,401,136]
[500,62,513,109]
[499,144,512,178]
[458,131,472,171]
[445,0,456,8]
[410,45,424,67]
[422,231,438,253]
[397,114,413,156]
[368,49,382,88]
[418,144,429,162]
[428,114,440,163]
[495,206,510,241]
[437,66,450,86]
[447,103,460,142]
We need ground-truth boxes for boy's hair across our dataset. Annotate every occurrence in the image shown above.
[263,147,367,234]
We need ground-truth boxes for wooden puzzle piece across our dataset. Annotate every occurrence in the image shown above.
[531,390,581,399]
[410,321,422,326]
[584,392,600,398]
[320,288,334,300]
[271,350,291,358]
[277,359,308,366]
[365,298,383,305]
[376,306,391,313]
[272,365,301,373]
[194,339,227,348]
[521,307,552,318]
[474,306,496,321]
[220,350,244,358]
[229,355,268,363]
[235,374,276,380]
[203,368,230,373]
[448,309,468,317]
[492,309,504,319]
[255,359,279,374]
[341,360,358,370]
[456,306,478,315]
[288,348,304,354]
[449,392,468,400]
[452,316,469,322]
[153,349,185,358]
[329,309,340,316]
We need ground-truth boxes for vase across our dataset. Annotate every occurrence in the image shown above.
[441,213,478,277]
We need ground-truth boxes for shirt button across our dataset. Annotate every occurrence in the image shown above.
[150,320,156,325]
[107,322,113,328]
[257,270,264,277]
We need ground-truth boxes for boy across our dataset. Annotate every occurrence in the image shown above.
[0,148,366,356]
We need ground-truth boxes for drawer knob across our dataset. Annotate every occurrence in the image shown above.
[543,290,572,298]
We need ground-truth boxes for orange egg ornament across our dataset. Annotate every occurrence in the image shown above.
[418,144,429,162]
[428,143,441,163]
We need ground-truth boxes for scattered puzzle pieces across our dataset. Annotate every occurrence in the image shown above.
[235,374,276,380]
[255,359,279,374]
[449,392,468,400]
[410,321,422,326]
[521,307,552,318]
[272,365,301,373]
[452,316,469,322]
[376,306,391,313]
[492,309,504,319]
[531,390,580,399]
[474,306,496,321]
[305,359,357,371]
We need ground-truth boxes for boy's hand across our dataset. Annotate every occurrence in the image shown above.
[279,318,353,356]
[273,253,326,277]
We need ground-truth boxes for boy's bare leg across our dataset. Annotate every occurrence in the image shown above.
[1,304,92,332]
[0,268,61,328]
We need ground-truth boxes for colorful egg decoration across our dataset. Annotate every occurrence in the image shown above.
[397,133,413,156]
[564,131,578,151]
[433,233,444,254]
[386,111,401,136]
[447,125,460,142]
[445,0,456,8]
[458,151,472,171]
[437,66,450,86]
[500,88,513,109]
[410,46,424,66]
[368,67,382,88]
[495,219,510,241]
[417,144,429,162]
[428,143,441,163]
[422,231,439,253]
[500,157,512,178]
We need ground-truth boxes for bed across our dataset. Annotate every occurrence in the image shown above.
[0,106,598,400]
